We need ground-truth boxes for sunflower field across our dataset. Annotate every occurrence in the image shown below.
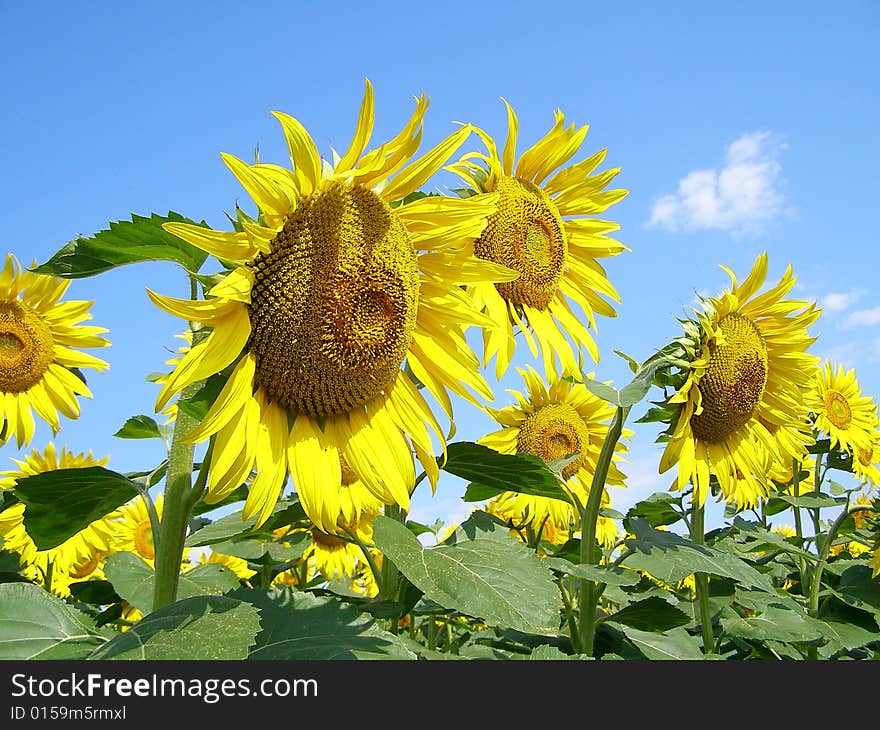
[2,81,879,662]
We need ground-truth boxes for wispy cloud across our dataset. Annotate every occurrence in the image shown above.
[648,131,787,235]
[844,306,880,328]
[821,289,864,313]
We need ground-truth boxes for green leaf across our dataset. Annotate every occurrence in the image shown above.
[33,212,210,278]
[770,493,844,510]
[443,442,569,502]
[0,583,106,659]
[730,518,816,561]
[833,565,880,617]
[185,509,261,547]
[604,596,691,631]
[176,372,228,422]
[209,532,310,563]
[579,377,620,406]
[113,415,170,441]
[720,605,824,643]
[373,515,560,634]
[624,493,683,528]
[623,519,774,591]
[234,588,416,660]
[103,553,241,614]
[542,558,640,586]
[67,580,123,606]
[622,626,707,659]
[13,467,140,550]
[89,595,261,660]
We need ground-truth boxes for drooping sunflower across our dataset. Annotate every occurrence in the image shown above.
[657,253,820,507]
[480,365,628,547]
[806,361,877,457]
[0,443,115,596]
[446,102,628,378]
[0,254,109,447]
[151,80,515,531]
[853,437,880,490]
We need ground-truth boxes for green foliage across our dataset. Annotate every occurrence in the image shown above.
[12,467,140,550]
[33,212,210,278]
[0,583,106,659]
[234,588,416,660]
[103,553,241,614]
[443,441,570,502]
[373,515,561,634]
[113,415,171,441]
[89,595,261,660]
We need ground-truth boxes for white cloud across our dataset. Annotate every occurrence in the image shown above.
[648,131,787,234]
[821,289,864,313]
[844,306,880,328]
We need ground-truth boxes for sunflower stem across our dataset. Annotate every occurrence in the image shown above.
[689,499,715,654]
[791,458,811,595]
[576,404,627,657]
[152,380,201,611]
[338,522,383,595]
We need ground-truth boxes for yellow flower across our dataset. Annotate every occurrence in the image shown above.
[110,493,184,568]
[658,254,820,507]
[151,80,514,532]
[447,102,628,378]
[807,361,877,457]
[853,438,880,490]
[0,443,114,597]
[481,365,628,547]
[0,254,109,446]
[199,550,256,581]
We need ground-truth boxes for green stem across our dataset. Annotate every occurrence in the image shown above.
[379,504,404,602]
[152,380,201,611]
[690,499,715,654]
[808,503,866,618]
[132,474,162,562]
[557,578,579,647]
[338,522,383,595]
[576,405,628,657]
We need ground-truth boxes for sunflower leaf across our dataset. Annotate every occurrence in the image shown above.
[444,442,570,502]
[373,514,561,634]
[113,414,172,441]
[89,595,261,660]
[603,596,692,631]
[33,211,210,278]
[13,467,141,551]
[0,583,107,659]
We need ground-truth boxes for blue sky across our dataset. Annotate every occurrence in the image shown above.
[1,1,878,533]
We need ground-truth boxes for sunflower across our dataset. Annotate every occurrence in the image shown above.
[853,437,880,490]
[807,362,877,458]
[657,254,820,507]
[446,102,628,378]
[199,550,256,581]
[151,80,515,532]
[0,443,115,596]
[480,364,628,547]
[0,254,109,447]
[110,493,181,568]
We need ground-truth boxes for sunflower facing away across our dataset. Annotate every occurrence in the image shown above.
[657,253,820,507]
[151,80,516,531]
[806,361,878,458]
[480,365,628,547]
[0,443,115,596]
[447,101,628,378]
[0,254,109,447]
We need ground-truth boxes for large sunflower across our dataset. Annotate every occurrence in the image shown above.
[480,365,628,547]
[447,102,628,378]
[151,81,516,532]
[0,254,109,446]
[658,254,820,507]
[0,443,115,596]
[806,361,877,457]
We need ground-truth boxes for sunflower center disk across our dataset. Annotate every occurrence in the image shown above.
[858,448,872,467]
[69,554,100,580]
[691,313,769,443]
[474,176,567,310]
[0,301,54,394]
[133,520,155,561]
[824,390,852,429]
[517,404,590,478]
[248,182,419,417]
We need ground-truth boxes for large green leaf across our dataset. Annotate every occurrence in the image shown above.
[33,211,210,278]
[833,564,880,617]
[13,467,140,550]
[604,596,691,631]
[89,595,260,660]
[113,415,171,441]
[185,509,262,547]
[373,515,560,634]
[103,552,241,614]
[623,519,774,591]
[443,442,569,502]
[624,492,684,528]
[542,558,640,586]
[235,588,416,660]
[621,626,707,660]
[720,605,824,644]
[0,583,106,659]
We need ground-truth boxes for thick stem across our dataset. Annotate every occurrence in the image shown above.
[808,503,866,618]
[576,405,627,657]
[152,381,201,611]
[690,499,715,654]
